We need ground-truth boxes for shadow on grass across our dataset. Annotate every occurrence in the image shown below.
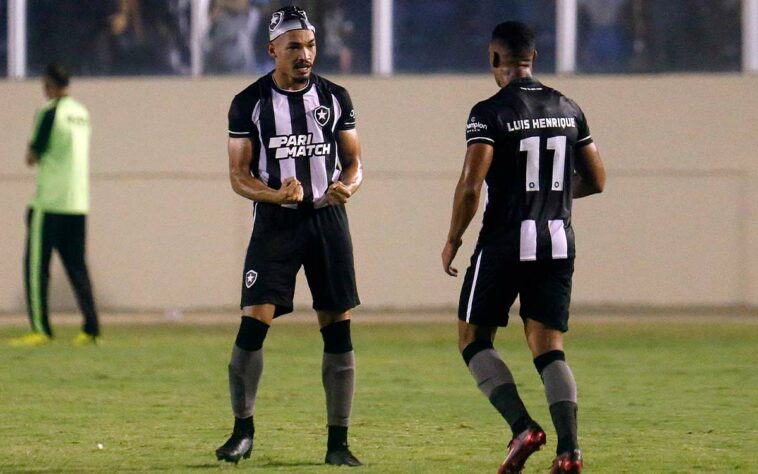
[184,459,324,470]
[259,460,324,468]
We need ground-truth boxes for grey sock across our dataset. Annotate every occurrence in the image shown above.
[467,349,515,397]
[228,344,263,419]
[468,349,531,434]
[540,360,579,453]
[322,351,355,426]
[541,360,576,405]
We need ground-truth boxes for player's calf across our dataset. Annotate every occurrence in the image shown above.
[462,340,536,435]
[462,339,544,473]
[534,350,580,457]
[321,321,361,466]
[216,316,268,464]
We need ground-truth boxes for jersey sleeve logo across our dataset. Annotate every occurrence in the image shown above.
[245,270,258,288]
[341,109,356,126]
[313,105,330,127]
[467,119,488,133]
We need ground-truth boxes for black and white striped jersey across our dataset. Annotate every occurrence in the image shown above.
[228,73,356,207]
[466,76,593,262]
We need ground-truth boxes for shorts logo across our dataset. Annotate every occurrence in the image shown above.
[269,12,283,31]
[245,270,258,288]
[314,106,330,127]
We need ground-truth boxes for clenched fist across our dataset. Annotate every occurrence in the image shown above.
[325,181,352,205]
[278,177,304,204]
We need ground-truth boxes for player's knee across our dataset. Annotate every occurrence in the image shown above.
[234,316,270,351]
[458,326,476,351]
[321,319,353,354]
[533,349,565,374]
[461,339,494,366]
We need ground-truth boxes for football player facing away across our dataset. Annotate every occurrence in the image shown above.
[216,6,363,467]
[442,22,605,474]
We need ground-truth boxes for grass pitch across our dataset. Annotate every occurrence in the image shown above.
[1,313,756,473]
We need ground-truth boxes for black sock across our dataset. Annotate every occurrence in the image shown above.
[327,425,348,450]
[549,401,578,454]
[489,383,533,436]
[233,416,254,436]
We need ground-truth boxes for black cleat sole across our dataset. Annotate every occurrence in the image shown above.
[216,448,252,464]
[325,448,362,467]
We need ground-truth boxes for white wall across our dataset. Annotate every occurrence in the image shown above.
[0,75,756,312]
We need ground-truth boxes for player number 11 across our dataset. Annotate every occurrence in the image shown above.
[520,135,567,192]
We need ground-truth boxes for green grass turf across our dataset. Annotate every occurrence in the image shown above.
[1,316,756,473]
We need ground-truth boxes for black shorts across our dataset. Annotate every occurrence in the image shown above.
[458,245,574,332]
[240,202,360,317]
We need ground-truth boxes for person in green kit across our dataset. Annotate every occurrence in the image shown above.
[10,64,100,347]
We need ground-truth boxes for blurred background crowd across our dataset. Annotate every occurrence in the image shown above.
[0,0,745,77]
[577,0,741,73]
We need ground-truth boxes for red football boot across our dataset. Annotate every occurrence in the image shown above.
[549,449,583,474]
[497,424,547,474]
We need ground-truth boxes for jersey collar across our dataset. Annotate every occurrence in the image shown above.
[269,72,314,96]
[508,76,540,87]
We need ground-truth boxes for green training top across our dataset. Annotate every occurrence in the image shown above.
[28,96,91,214]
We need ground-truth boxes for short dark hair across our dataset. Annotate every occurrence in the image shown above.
[45,63,70,88]
[491,21,535,54]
